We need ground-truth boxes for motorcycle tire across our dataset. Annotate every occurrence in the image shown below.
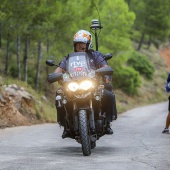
[79,110,91,156]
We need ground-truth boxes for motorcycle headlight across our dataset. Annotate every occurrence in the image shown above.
[80,80,93,91]
[68,82,79,92]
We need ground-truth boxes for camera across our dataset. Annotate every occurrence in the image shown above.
[90,19,103,30]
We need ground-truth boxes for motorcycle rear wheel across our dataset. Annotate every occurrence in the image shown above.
[79,110,91,156]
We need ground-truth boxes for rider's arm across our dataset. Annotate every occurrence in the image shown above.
[97,52,111,84]
[53,56,67,73]
[167,73,170,83]
[54,67,63,73]
[165,73,170,92]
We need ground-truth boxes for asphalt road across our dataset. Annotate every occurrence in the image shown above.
[0,102,170,170]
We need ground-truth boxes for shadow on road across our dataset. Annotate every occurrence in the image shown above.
[45,146,117,157]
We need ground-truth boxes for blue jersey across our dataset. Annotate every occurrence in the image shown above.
[167,73,170,83]
[59,51,107,72]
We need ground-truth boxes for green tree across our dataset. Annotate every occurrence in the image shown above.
[145,0,170,46]
[93,0,135,55]
[127,0,170,50]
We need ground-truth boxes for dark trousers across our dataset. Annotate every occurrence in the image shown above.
[101,89,117,122]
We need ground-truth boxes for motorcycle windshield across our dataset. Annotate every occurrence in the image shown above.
[67,52,92,80]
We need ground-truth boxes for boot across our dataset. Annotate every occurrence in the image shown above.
[62,127,70,139]
[106,123,113,135]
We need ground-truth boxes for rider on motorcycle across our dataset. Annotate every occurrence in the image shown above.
[54,30,117,138]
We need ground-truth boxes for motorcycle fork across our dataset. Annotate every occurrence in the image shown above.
[73,101,79,134]
[89,99,95,132]
[72,99,95,133]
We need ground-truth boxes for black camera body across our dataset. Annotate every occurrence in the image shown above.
[90,19,103,30]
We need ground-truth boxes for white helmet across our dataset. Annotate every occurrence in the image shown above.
[73,30,93,51]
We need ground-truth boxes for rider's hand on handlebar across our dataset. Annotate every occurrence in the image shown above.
[104,75,111,84]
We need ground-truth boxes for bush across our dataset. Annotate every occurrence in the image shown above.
[113,66,141,95]
[127,52,154,80]
[27,68,36,88]
[9,65,18,78]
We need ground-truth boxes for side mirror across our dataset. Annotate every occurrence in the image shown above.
[46,60,58,67]
[47,72,63,83]
[95,66,113,76]
[97,53,113,65]
[103,53,112,60]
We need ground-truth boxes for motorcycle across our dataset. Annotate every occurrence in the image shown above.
[46,51,113,156]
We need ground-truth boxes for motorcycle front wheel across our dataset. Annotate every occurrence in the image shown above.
[79,110,91,156]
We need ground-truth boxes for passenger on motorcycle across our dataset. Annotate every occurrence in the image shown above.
[54,30,117,138]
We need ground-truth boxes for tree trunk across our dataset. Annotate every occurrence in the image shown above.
[137,31,145,51]
[45,37,49,96]
[35,40,41,91]
[47,37,49,53]
[0,23,2,49]
[24,36,29,82]
[17,34,21,79]
[5,33,10,74]
[126,0,131,6]
[147,34,152,50]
